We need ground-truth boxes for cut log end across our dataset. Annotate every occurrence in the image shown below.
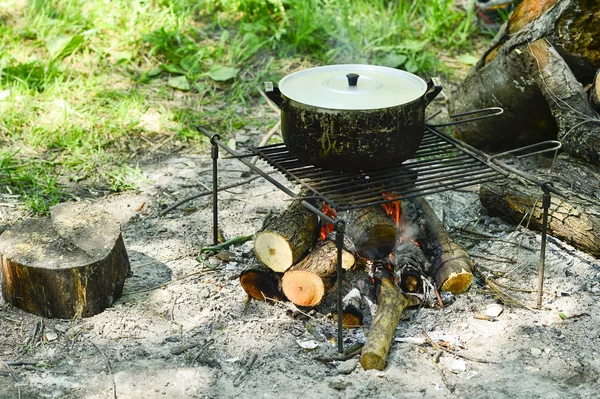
[239,268,283,301]
[360,353,385,372]
[254,231,294,273]
[281,270,325,307]
[440,268,474,294]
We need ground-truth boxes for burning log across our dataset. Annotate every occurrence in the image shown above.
[0,202,130,318]
[254,199,319,272]
[281,241,354,307]
[239,264,284,302]
[342,205,398,259]
[412,197,474,294]
[391,241,428,294]
[331,287,364,328]
[360,271,419,371]
[480,155,600,257]
[448,0,600,166]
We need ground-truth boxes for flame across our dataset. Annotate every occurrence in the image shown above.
[381,192,401,227]
[319,202,337,240]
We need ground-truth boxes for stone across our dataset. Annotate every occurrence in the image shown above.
[531,348,543,356]
[485,303,504,318]
[337,358,359,375]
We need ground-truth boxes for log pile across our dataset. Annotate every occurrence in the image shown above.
[243,194,477,371]
[448,0,600,257]
[448,0,600,166]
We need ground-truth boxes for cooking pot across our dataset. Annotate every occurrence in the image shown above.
[265,64,442,172]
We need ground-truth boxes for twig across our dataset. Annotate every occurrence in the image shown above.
[233,353,258,387]
[123,267,217,295]
[423,331,494,364]
[191,339,215,363]
[257,87,280,114]
[472,263,535,311]
[91,342,117,399]
[470,254,516,264]
[491,279,555,296]
[0,358,21,399]
[314,343,364,364]
[171,341,204,356]
[422,332,453,392]
[252,120,281,165]
[158,175,260,216]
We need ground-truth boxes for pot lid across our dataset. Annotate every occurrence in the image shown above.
[278,64,428,110]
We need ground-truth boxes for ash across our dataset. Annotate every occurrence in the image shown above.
[0,138,598,399]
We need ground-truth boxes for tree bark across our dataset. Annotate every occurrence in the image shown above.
[342,206,398,259]
[0,202,130,318]
[360,276,418,371]
[412,197,474,294]
[239,264,284,302]
[479,155,600,257]
[448,0,600,165]
[281,241,354,307]
[254,199,319,273]
[591,69,600,112]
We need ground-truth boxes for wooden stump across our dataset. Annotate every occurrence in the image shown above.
[0,202,130,318]
[281,241,354,307]
[254,200,319,273]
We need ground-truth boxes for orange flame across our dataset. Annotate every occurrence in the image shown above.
[320,202,337,240]
[381,192,401,227]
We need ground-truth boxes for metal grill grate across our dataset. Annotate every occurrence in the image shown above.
[243,126,508,211]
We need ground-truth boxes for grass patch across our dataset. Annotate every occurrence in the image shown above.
[0,0,486,214]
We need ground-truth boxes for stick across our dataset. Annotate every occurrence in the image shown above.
[257,87,281,114]
[233,353,258,387]
[0,358,21,399]
[91,342,117,399]
[158,176,260,216]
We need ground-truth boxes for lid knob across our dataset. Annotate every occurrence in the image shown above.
[346,73,359,87]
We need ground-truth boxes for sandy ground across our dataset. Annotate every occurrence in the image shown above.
[1,124,599,399]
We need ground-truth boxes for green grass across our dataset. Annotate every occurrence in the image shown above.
[0,0,484,214]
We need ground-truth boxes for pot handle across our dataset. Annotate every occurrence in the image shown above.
[424,77,442,107]
[264,82,284,109]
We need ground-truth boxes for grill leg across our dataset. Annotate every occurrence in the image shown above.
[335,220,346,353]
[210,135,221,246]
[537,185,552,309]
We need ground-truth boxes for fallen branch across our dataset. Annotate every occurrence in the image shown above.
[159,175,260,216]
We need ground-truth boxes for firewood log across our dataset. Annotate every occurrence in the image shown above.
[480,155,600,257]
[448,0,600,166]
[342,206,398,259]
[281,241,354,307]
[239,264,284,302]
[254,199,319,273]
[0,202,130,318]
[360,275,419,371]
[391,241,428,293]
[412,197,474,294]
[591,69,600,112]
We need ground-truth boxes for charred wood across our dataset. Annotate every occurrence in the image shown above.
[411,197,474,294]
[342,205,398,259]
[239,264,284,302]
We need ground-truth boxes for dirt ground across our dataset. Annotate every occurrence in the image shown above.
[1,113,600,399]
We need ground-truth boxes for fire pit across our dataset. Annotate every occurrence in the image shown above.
[196,108,564,362]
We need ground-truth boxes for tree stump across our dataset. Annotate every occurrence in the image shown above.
[0,202,130,318]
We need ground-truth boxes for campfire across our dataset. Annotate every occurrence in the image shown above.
[241,188,476,370]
